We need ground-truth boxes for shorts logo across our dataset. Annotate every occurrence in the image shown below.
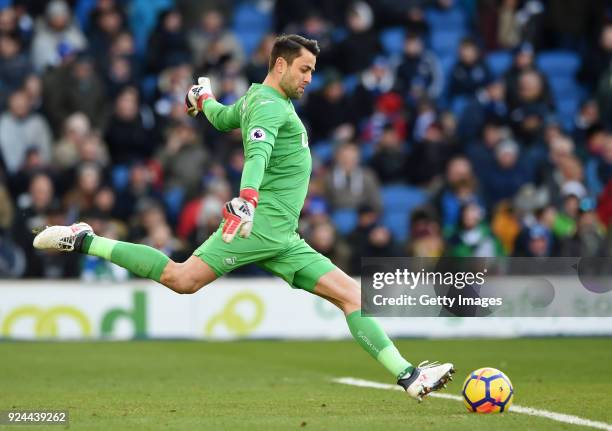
[249,128,266,141]
[224,257,237,265]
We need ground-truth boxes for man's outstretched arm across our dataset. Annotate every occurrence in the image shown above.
[186,77,241,131]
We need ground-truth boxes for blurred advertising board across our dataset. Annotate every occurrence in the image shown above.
[1,280,611,340]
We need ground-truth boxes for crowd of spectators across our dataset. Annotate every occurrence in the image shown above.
[0,0,611,279]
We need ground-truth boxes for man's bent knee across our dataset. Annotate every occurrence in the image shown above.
[160,257,217,294]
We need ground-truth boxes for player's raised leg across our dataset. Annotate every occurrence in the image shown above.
[33,222,217,294]
[311,268,455,401]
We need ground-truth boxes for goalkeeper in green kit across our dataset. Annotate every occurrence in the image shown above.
[34,34,454,401]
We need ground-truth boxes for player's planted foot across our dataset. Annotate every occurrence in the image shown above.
[33,222,93,252]
[397,361,455,402]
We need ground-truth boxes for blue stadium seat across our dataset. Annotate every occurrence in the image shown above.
[164,187,185,223]
[332,209,359,235]
[557,98,579,130]
[361,142,375,162]
[430,30,464,58]
[536,50,581,77]
[380,27,406,56]
[235,28,266,58]
[233,2,272,29]
[451,95,470,117]
[311,140,334,163]
[112,165,130,191]
[548,76,580,98]
[381,185,428,242]
[425,7,466,32]
[486,50,512,78]
[342,74,359,94]
[439,54,457,79]
[309,74,323,92]
[232,3,272,57]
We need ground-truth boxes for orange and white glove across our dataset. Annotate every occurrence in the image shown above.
[221,189,259,243]
[185,77,214,117]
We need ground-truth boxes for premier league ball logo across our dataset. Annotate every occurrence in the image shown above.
[250,128,266,141]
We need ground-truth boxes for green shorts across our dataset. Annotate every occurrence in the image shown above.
[193,209,335,292]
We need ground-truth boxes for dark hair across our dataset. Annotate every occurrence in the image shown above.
[268,34,320,71]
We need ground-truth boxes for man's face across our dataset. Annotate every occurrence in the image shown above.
[279,48,316,99]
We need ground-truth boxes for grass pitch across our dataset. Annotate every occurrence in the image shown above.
[0,338,611,430]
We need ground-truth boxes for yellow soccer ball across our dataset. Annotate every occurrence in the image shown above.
[462,367,514,413]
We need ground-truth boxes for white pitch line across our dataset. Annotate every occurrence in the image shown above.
[333,377,612,431]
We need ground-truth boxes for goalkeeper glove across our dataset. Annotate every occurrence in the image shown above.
[185,77,214,117]
[222,188,259,243]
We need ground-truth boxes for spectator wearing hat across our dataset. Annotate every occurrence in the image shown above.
[30,0,87,72]
[480,138,532,208]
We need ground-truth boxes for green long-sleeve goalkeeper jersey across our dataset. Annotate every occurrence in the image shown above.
[203,84,311,222]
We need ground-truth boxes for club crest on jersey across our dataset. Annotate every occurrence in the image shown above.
[224,256,237,265]
[250,128,266,141]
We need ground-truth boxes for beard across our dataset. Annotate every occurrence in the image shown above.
[279,72,302,99]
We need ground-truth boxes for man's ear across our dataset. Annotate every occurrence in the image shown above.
[275,57,287,74]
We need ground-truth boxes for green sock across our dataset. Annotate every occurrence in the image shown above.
[346,310,414,380]
[81,234,170,283]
